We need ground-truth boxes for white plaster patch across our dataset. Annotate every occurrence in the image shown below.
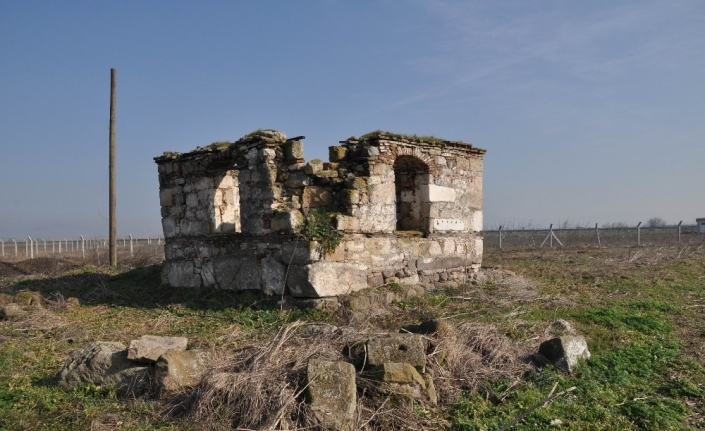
[421,185,456,202]
[432,218,465,231]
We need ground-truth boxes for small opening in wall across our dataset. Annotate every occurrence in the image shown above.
[394,156,430,234]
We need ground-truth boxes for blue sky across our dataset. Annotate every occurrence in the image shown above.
[1,1,704,239]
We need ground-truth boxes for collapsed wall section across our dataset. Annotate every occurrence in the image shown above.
[155,130,486,298]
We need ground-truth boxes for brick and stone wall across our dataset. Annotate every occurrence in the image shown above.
[155,130,485,298]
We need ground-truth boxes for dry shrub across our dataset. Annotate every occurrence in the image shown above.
[168,321,344,430]
[430,322,532,404]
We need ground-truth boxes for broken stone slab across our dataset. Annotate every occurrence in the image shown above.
[364,362,437,405]
[365,362,426,388]
[366,333,427,371]
[155,349,211,395]
[127,335,189,363]
[287,262,367,298]
[306,359,357,431]
[57,342,151,396]
[538,335,591,373]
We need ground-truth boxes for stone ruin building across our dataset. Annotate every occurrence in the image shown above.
[154,130,485,298]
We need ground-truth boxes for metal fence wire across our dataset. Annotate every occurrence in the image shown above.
[484,224,703,251]
[0,236,165,261]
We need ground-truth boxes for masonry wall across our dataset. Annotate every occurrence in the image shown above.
[155,130,485,298]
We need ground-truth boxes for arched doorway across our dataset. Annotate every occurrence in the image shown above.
[393,156,430,233]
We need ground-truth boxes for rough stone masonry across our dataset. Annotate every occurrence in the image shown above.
[154,130,486,298]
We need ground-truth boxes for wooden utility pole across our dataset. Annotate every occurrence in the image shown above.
[109,68,117,266]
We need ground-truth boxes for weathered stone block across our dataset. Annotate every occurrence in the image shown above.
[261,256,286,296]
[271,210,304,232]
[159,189,173,206]
[288,262,367,297]
[155,350,210,395]
[304,159,324,175]
[307,360,356,431]
[539,336,591,373]
[127,335,188,363]
[365,362,425,388]
[416,256,468,271]
[335,215,360,232]
[162,217,177,238]
[284,140,304,160]
[282,240,321,265]
[366,334,426,370]
[161,261,202,288]
[328,146,347,162]
[302,186,332,208]
[213,256,260,290]
[57,342,150,396]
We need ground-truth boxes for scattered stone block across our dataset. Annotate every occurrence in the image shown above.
[57,342,150,395]
[307,359,357,431]
[127,335,188,363]
[0,303,27,320]
[539,335,591,373]
[155,350,210,395]
[13,290,43,307]
[366,333,426,370]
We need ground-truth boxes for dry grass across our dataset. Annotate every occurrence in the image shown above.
[162,314,536,431]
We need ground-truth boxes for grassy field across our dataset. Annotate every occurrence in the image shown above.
[0,245,703,430]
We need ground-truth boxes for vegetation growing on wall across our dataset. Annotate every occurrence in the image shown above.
[295,208,343,255]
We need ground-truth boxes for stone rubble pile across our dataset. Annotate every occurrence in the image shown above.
[54,318,590,430]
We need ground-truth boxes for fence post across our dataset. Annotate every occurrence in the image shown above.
[122,237,126,247]
[499,225,503,251]
[0,239,3,258]
[80,235,85,260]
[13,239,17,257]
[637,221,642,247]
[595,223,601,248]
[129,234,133,256]
[678,221,682,243]
[27,237,33,259]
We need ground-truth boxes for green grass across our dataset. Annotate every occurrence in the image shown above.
[1,247,704,430]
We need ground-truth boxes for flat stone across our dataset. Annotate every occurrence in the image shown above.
[57,342,150,396]
[155,350,210,395]
[366,334,427,370]
[539,335,591,373]
[306,359,357,431]
[127,335,188,363]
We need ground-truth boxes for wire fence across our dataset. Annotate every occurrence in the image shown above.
[484,224,704,251]
[0,235,165,262]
